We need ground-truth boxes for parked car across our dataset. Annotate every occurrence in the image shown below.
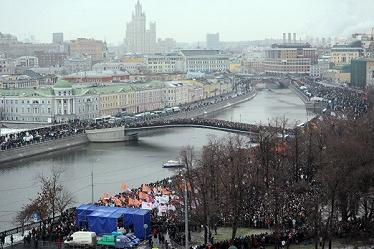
[64,231,97,247]
[97,233,136,249]
[125,233,140,246]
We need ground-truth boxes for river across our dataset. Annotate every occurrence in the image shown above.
[0,87,311,231]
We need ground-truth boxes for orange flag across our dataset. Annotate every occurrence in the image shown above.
[135,199,142,207]
[161,188,172,195]
[142,184,151,193]
[112,197,122,207]
[138,192,149,200]
[121,183,129,191]
[128,198,136,206]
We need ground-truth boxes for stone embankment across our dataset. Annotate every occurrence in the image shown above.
[0,90,256,165]
[0,134,89,165]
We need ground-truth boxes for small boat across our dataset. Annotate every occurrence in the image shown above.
[162,159,184,168]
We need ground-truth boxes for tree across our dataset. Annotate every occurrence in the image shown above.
[14,167,75,227]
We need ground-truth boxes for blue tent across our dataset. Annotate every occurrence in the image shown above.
[75,205,151,239]
[76,204,97,229]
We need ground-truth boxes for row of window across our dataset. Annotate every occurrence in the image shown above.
[3,107,51,114]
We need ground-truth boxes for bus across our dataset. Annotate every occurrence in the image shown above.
[93,115,111,123]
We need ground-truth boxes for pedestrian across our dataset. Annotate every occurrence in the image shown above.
[33,238,38,249]
[10,234,14,245]
[0,233,3,249]
[148,237,153,248]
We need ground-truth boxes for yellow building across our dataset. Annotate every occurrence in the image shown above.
[229,63,241,73]
[180,79,232,98]
[330,47,361,68]
[324,70,351,84]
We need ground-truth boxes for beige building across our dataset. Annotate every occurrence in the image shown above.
[264,43,317,75]
[69,38,106,62]
[330,47,362,68]
[240,59,264,74]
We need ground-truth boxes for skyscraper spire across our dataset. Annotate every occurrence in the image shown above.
[135,0,142,16]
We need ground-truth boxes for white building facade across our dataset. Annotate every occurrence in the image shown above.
[145,53,184,73]
[180,50,230,73]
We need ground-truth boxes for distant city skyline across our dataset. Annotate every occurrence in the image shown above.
[0,0,373,44]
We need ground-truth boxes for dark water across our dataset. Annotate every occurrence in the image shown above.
[0,88,310,230]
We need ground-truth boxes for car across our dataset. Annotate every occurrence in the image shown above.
[125,233,140,246]
[97,233,135,249]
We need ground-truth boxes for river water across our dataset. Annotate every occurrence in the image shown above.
[0,87,310,230]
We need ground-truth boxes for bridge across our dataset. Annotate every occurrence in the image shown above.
[85,118,282,142]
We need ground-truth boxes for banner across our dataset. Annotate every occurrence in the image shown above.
[158,205,168,213]
[141,202,153,210]
[155,195,169,204]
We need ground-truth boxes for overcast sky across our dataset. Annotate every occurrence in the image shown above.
[1,0,373,44]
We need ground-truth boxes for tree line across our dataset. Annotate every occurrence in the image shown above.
[177,92,374,249]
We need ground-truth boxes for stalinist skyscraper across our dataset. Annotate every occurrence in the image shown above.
[125,1,156,54]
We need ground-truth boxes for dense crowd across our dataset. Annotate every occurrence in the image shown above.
[295,79,368,116]
[0,120,86,150]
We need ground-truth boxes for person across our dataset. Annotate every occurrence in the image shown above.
[33,238,38,249]
[148,237,153,248]
[0,233,3,249]
[10,234,13,245]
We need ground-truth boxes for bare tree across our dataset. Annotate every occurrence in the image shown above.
[15,167,75,227]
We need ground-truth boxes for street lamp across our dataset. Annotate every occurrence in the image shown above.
[179,170,189,249]
[143,224,148,241]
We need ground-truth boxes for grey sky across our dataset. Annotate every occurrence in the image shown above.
[1,0,373,44]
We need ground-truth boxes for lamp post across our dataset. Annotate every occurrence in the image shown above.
[143,224,148,241]
[179,170,189,249]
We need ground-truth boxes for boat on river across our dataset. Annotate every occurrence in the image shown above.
[162,159,185,168]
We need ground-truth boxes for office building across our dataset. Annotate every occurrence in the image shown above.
[264,41,317,75]
[69,38,106,62]
[206,33,220,49]
[35,51,67,67]
[53,33,64,44]
[351,58,374,88]
[180,49,229,72]
[330,46,362,68]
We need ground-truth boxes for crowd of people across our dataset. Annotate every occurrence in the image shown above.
[0,209,77,248]
[0,120,86,150]
[294,79,368,116]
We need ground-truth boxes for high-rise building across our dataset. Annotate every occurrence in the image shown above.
[206,33,220,49]
[351,58,374,88]
[125,1,156,54]
[264,42,317,75]
[53,33,64,44]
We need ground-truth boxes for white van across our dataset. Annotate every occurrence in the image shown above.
[64,231,97,247]
[172,106,181,112]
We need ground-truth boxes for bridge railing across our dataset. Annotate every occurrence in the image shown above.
[0,215,62,237]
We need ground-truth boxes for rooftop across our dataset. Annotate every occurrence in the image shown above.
[180,49,223,57]
[65,70,129,78]
[54,79,73,88]
[271,43,312,49]
[0,80,168,97]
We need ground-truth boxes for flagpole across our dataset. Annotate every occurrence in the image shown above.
[184,177,189,249]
